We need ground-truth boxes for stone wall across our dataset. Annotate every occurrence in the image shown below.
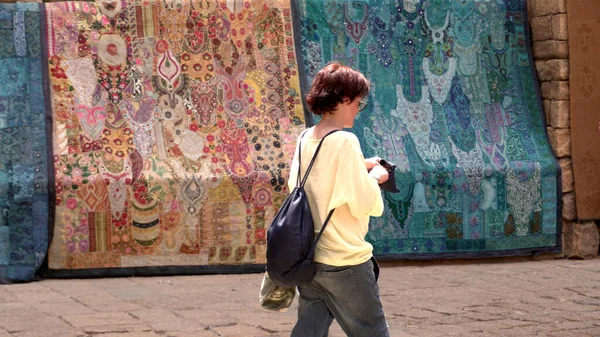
[528,0,599,259]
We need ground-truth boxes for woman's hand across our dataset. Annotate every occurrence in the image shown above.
[369,165,389,184]
[365,157,381,171]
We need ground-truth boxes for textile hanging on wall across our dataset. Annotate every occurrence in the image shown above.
[0,3,51,282]
[292,0,561,258]
[567,0,600,220]
[43,0,304,274]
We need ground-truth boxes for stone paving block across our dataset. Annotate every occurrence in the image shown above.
[159,330,219,337]
[502,309,561,325]
[399,308,459,321]
[33,299,95,315]
[566,286,600,299]
[219,309,295,332]
[458,319,536,332]
[418,323,474,336]
[430,314,476,326]
[0,287,17,303]
[420,302,482,316]
[132,296,198,310]
[0,301,33,316]
[499,324,557,337]
[172,308,238,328]
[11,287,73,304]
[210,323,278,337]
[129,308,208,332]
[75,295,146,312]
[402,325,444,337]
[106,285,168,301]
[547,327,600,337]
[192,300,262,312]
[62,311,139,328]
[461,311,515,323]
[124,279,197,296]
[81,324,154,335]
[90,333,162,337]
[386,328,416,337]
[544,297,600,313]
[2,282,48,293]
[388,313,423,327]
[256,323,295,335]
[516,291,583,308]
[492,299,549,314]
[533,287,591,301]
[9,326,83,337]
[0,311,50,330]
[88,278,140,289]
[3,259,600,336]
[548,310,600,324]
[0,315,72,334]
[40,279,107,297]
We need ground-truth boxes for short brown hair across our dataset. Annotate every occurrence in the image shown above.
[305,62,370,115]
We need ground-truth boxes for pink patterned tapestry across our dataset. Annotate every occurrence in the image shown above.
[43,0,305,273]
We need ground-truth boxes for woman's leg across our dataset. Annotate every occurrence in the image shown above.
[291,282,334,337]
[317,260,389,337]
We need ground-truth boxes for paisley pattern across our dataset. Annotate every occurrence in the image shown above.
[294,0,560,257]
[45,0,304,271]
[0,4,50,282]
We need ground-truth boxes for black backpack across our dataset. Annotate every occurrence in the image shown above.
[266,130,338,287]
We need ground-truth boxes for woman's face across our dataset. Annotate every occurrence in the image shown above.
[338,97,365,128]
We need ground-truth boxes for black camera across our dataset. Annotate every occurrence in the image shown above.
[377,159,399,193]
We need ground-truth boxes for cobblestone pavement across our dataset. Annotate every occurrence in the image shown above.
[0,257,599,337]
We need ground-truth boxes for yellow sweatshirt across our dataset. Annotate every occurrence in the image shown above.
[287,127,384,267]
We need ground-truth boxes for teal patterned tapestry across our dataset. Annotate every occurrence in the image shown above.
[0,3,51,282]
[292,0,561,258]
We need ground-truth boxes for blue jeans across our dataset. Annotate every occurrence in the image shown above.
[291,259,389,337]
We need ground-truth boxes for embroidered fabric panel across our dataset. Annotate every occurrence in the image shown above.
[44,0,304,271]
[0,3,50,282]
[293,0,560,258]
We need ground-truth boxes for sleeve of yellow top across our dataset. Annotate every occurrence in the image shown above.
[328,136,384,218]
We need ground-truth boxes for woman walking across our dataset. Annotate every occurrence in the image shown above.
[288,62,390,337]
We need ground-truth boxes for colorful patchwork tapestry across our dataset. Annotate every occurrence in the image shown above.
[567,0,600,220]
[0,3,51,282]
[43,0,305,274]
[292,0,561,258]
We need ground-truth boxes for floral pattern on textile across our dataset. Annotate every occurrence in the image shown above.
[294,0,559,257]
[0,3,49,282]
[45,0,304,270]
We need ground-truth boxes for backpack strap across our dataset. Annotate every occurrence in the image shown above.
[295,129,309,188]
[295,128,339,258]
[307,208,335,259]
[297,129,340,188]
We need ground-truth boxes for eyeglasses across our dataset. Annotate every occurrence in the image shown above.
[358,97,368,111]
